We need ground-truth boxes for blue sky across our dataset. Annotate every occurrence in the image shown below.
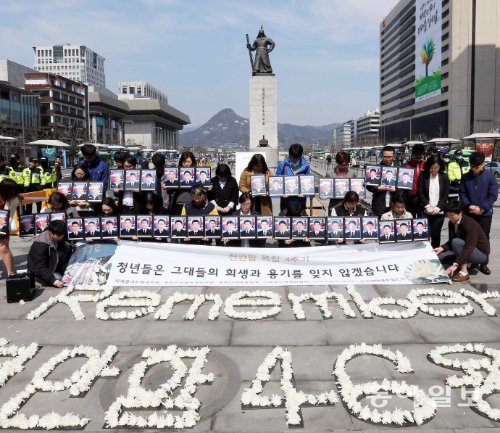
[0,0,398,127]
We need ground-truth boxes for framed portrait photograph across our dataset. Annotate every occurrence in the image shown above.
[19,214,35,237]
[170,216,187,238]
[319,178,334,199]
[109,169,125,190]
[396,219,412,242]
[291,217,308,239]
[72,182,88,201]
[119,215,136,238]
[87,182,104,202]
[268,176,284,197]
[124,170,141,190]
[67,218,84,240]
[153,215,170,238]
[327,217,344,241]
[379,220,396,243]
[141,170,157,191]
[365,165,381,186]
[240,216,256,239]
[204,216,221,238]
[334,178,350,199]
[362,217,379,240]
[412,218,429,241]
[84,217,101,240]
[35,213,50,234]
[57,182,73,200]
[250,175,267,196]
[344,217,362,240]
[195,167,211,187]
[49,212,66,223]
[381,166,397,187]
[222,216,239,239]
[274,217,291,240]
[350,178,366,199]
[163,167,179,188]
[101,216,118,239]
[179,167,195,188]
[0,210,8,236]
[256,216,273,238]
[137,215,153,238]
[299,175,315,196]
[397,168,415,190]
[308,217,326,240]
[187,216,204,238]
[284,176,300,196]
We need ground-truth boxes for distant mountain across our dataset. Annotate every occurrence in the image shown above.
[180,108,338,148]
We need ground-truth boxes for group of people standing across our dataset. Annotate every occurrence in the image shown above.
[354,144,497,282]
[0,140,494,287]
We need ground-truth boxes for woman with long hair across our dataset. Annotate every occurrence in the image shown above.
[0,179,19,277]
[170,151,198,214]
[208,163,239,216]
[43,192,79,217]
[417,154,449,248]
[239,153,273,215]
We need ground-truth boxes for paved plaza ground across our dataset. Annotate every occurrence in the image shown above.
[0,183,498,432]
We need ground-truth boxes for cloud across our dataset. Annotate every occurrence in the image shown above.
[0,0,400,124]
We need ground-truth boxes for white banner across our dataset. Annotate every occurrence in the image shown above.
[106,241,449,286]
[415,0,442,102]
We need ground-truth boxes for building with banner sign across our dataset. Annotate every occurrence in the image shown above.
[380,0,500,142]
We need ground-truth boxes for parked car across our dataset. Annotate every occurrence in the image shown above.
[485,161,500,178]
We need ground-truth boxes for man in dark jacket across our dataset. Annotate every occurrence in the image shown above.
[27,220,72,287]
[80,144,110,192]
[366,145,398,216]
[459,151,498,239]
[434,201,491,282]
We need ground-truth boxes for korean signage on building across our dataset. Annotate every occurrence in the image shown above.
[415,0,442,102]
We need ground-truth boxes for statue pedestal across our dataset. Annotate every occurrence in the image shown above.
[249,75,278,149]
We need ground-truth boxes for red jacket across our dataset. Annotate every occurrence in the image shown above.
[405,159,425,195]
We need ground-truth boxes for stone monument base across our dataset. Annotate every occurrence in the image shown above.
[249,75,278,149]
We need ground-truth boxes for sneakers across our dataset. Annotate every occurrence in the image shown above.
[478,264,491,275]
[452,272,470,282]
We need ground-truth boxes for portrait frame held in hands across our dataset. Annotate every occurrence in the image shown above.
[319,178,334,199]
[284,175,300,196]
[327,217,344,241]
[412,218,429,241]
[397,168,415,190]
[124,170,141,190]
[101,216,118,239]
[291,217,308,239]
[274,217,291,240]
[379,220,396,243]
[250,174,267,196]
[140,170,157,191]
[136,215,153,238]
[67,218,84,240]
[268,176,284,197]
[84,217,101,240]
[153,215,170,238]
[170,216,187,238]
[119,215,136,238]
[365,165,381,186]
[222,216,240,239]
[163,167,179,188]
[204,216,221,239]
[179,167,195,189]
[256,216,273,238]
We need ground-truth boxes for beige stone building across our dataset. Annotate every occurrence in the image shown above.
[380,0,500,142]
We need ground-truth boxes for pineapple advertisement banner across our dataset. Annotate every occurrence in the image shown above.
[415,0,442,102]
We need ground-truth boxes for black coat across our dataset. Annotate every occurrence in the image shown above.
[417,172,449,212]
[27,231,71,285]
[208,177,239,215]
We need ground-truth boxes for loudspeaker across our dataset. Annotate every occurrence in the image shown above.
[6,273,35,303]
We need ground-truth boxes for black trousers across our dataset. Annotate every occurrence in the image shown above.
[427,214,445,248]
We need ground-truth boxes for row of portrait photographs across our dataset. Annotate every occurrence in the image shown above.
[364,165,415,190]
[24,212,430,243]
[318,178,366,199]
[109,167,212,191]
[162,167,212,189]
[56,182,104,203]
[250,175,316,197]
[19,212,65,237]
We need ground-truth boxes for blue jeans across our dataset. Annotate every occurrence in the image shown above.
[439,238,488,265]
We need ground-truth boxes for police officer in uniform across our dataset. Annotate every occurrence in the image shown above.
[22,157,46,214]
